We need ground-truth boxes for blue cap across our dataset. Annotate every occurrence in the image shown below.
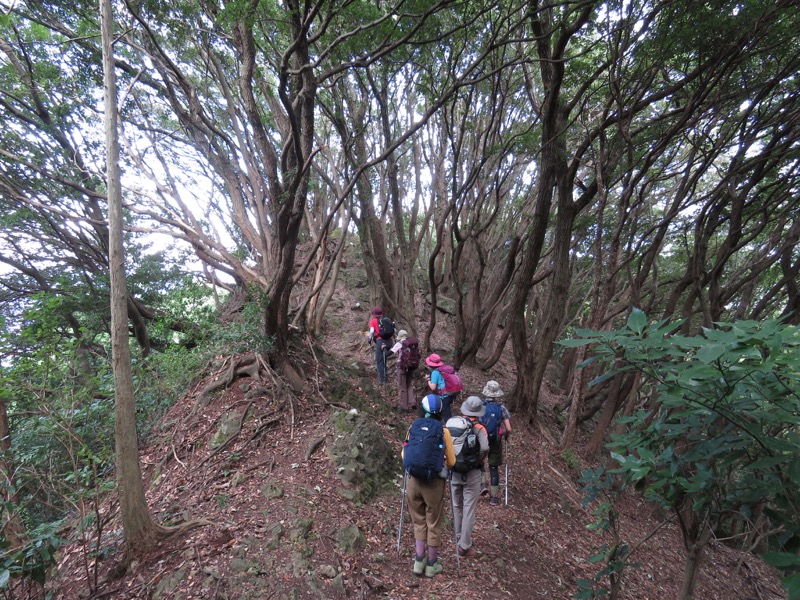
[422,394,442,415]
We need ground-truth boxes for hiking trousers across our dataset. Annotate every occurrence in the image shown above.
[450,468,482,551]
[407,475,447,547]
[398,367,416,410]
[374,338,390,384]
[440,392,459,422]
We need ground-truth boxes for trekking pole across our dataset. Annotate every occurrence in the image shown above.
[504,462,509,506]
[448,472,460,568]
[396,471,407,553]
[384,345,389,385]
[504,438,511,506]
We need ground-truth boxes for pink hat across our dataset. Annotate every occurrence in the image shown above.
[371,306,383,316]
[425,353,444,368]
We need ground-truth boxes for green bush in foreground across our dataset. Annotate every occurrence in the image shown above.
[564,313,800,599]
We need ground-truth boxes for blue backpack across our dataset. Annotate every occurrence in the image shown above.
[403,418,445,480]
[481,401,504,442]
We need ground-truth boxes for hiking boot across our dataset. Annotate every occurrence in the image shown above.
[480,483,489,497]
[425,561,443,577]
[413,558,426,576]
[457,545,477,558]
[489,495,500,506]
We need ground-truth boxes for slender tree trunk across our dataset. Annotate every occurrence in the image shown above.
[586,371,637,456]
[101,0,167,560]
[311,211,352,335]
[679,534,709,600]
[0,398,24,549]
[560,344,587,449]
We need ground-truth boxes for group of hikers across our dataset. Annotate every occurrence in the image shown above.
[366,307,513,578]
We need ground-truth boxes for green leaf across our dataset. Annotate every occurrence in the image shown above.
[747,456,790,471]
[762,552,800,568]
[696,343,728,364]
[782,572,800,600]
[0,570,9,589]
[627,308,647,334]
[789,457,800,486]
[763,437,800,453]
[589,371,619,386]
[610,452,627,465]
[588,552,606,564]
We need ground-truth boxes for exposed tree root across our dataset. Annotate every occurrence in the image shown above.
[192,353,263,414]
[197,401,254,467]
[247,414,282,444]
[305,436,326,461]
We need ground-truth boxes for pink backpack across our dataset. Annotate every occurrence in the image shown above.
[439,365,464,394]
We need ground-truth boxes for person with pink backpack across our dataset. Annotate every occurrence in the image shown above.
[423,353,464,422]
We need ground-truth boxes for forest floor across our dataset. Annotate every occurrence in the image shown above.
[47,263,788,599]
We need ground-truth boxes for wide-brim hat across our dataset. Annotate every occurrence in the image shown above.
[371,306,383,317]
[425,353,444,368]
[397,329,409,342]
[461,396,486,417]
[482,380,504,398]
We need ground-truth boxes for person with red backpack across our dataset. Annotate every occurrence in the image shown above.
[401,394,456,577]
[479,380,512,505]
[424,353,463,422]
[367,307,394,385]
[391,330,420,412]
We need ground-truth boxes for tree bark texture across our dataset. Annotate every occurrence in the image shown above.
[101,0,166,559]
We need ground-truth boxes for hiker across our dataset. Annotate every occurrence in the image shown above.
[479,380,512,505]
[402,394,456,577]
[367,307,394,385]
[392,330,420,412]
[446,396,489,558]
[424,353,463,422]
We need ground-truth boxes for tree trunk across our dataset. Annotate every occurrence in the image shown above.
[510,1,597,422]
[560,344,587,449]
[101,0,167,560]
[679,535,709,600]
[0,397,24,549]
[586,371,636,457]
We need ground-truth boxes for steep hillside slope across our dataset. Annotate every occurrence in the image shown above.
[49,263,787,599]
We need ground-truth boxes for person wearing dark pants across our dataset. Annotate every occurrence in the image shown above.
[367,306,393,384]
[374,336,390,384]
[479,380,512,505]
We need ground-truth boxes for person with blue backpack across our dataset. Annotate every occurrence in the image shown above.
[401,394,456,577]
[479,380,512,505]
